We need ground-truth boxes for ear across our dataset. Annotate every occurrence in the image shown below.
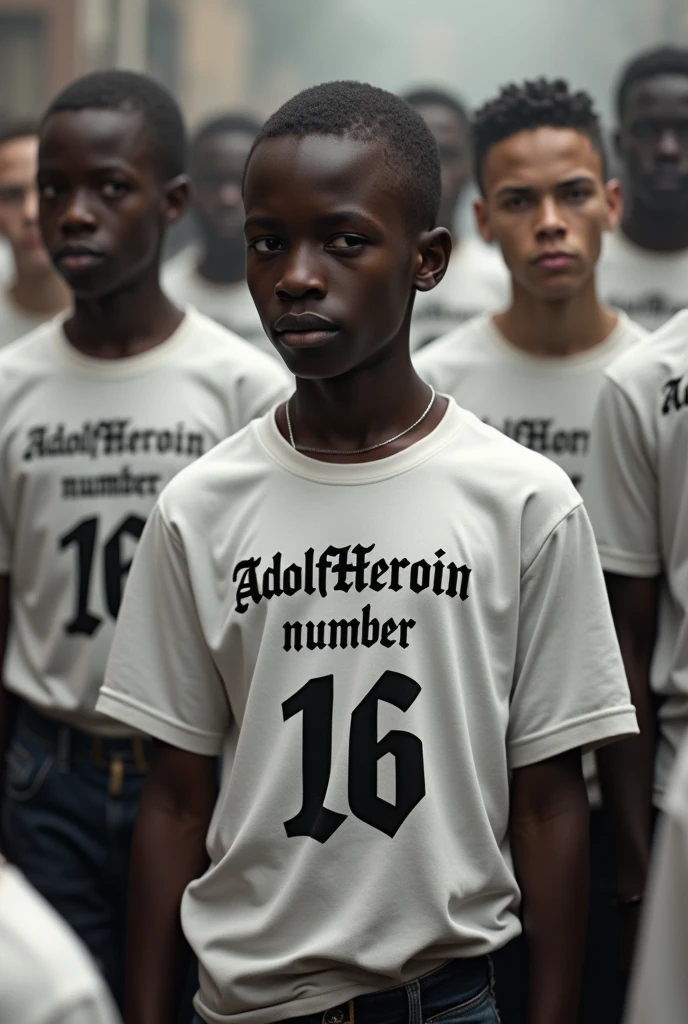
[473,196,494,244]
[414,226,452,293]
[603,177,623,232]
[162,174,191,227]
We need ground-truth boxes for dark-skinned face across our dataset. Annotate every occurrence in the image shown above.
[475,127,621,302]
[191,130,255,245]
[243,134,450,380]
[617,73,688,212]
[38,108,187,298]
[411,103,471,232]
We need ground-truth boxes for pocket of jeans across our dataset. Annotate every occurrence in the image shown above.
[4,738,54,801]
[425,983,494,1023]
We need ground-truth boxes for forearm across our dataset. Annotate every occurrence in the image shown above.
[511,755,589,1024]
[126,747,216,1024]
[596,690,655,898]
[0,684,16,801]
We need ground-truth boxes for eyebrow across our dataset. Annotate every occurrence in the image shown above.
[496,175,597,198]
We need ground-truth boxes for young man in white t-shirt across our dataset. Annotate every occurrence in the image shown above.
[416,79,645,1024]
[416,79,645,497]
[597,46,688,331]
[0,121,70,343]
[98,81,636,1024]
[0,858,122,1024]
[163,113,269,354]
[0,70,287,1010]
[585,310,688,1002]
[402,88,510,351]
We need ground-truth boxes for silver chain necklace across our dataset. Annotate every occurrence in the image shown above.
[285,386,436,456]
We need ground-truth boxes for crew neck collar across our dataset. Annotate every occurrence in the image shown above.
[482,311,631,372]
[255,396,465,485]
[53,308,194,376]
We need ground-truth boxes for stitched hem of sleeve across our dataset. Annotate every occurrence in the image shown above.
[96,690,224,756]
[597,546,662,578]
[508,706,638,770]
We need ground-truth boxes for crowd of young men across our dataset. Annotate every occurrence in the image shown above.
[1,41,688,1024]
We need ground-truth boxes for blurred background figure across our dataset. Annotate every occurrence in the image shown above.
[0,121,69,343]
[404,86,510,350]
[163,113,271,353]
[598,46,688,330]
[0,857,122,1024]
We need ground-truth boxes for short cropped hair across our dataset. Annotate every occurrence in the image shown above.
[616,46,688,121]
[245,80,441,232]
[42,70,186,181]
[473,78,607,190]
[403,87,469,129]
[191,112,261,157]
[0,119,40,150]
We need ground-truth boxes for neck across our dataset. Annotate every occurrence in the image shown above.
[64,268,184,359]
[495,277,617,358]
[9,264,70,317]
[621,197,688,252]
[277,342,446,464]
[197,237,246,285]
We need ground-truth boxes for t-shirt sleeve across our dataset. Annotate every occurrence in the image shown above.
[507,503,638,769]
[97,502,230,755]
[585,375,661,577]
[53,990,122,1024]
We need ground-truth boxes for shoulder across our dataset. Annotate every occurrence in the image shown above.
[180,309,288,384]
[0,865,117,1022]
[604,310,688,400]
[451,407,583,561]
[415,314,492,373]
[0,317,61,383]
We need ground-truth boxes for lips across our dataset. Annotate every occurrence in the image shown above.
[532,251,577,270]
[274,311,341,348]
[53,245,106,271]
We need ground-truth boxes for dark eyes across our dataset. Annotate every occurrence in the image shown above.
[38,180,132,201]
[502,189,592,211]
[249,234,367,254]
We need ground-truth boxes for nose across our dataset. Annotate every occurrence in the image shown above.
[275,243,326,301]
[534,195,567,241]
[59,187,97,236]
[657,127,680,160]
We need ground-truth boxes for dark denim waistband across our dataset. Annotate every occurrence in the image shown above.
[15,700,150,770]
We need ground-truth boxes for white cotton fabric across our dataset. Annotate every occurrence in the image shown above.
[99,399,636,1024]
[410,236,510,352]
[0,287,54,346]
[624,735,688,1024]
[597,230,688,331]
[0,308,288,734]
[0,861,122,1024]
[415,312,646,497]
[586,310,688,803]
[163,245,273,356]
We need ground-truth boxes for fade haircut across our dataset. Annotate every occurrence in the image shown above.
[42,70,186,181]
[245,80,441,232]
[403,86,469,130]
[0,119,41,150]
[473,78,607,191]
[616,46,688,121]
[191,112,261,158]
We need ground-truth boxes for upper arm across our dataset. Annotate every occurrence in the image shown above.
[143,740,218,822]
[511,749,586,825]
[605,572,660,662]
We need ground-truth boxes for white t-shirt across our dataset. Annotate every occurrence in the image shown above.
[163,246,272,356]
[98,400,636,1024]
[0,287,54,345]
[597,230,688,331]
[0,309,288,735]
[624,734,688,1024]
[410,236,510,352]
[415,312,645,496]
[0,861,122,1024]
[585,310,688,804]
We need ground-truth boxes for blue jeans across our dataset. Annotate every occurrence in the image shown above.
[1,700,150,1011]
[193,957,500,1023]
